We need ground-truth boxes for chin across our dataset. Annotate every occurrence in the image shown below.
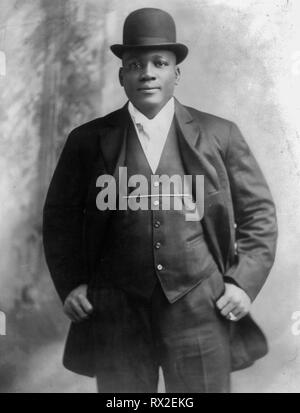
[138,96,167,108]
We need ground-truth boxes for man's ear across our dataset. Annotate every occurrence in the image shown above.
[119,67,124,87]
[175,66,181,85]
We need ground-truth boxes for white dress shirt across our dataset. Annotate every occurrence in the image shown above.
[128,97,175,173]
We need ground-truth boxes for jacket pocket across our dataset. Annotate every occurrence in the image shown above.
[186,233,205,247]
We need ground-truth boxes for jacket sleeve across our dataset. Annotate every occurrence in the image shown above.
[224,122,278,301]
[43,129,89,303]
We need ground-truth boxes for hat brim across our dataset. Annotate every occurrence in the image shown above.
[110,43,188,64]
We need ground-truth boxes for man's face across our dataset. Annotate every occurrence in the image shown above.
[119,49,180,118]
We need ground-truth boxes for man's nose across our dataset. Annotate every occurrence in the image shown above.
[139,62,156,81]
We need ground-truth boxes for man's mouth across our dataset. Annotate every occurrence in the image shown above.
[137,87,160,91]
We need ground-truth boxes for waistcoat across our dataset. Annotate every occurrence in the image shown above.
[100,118,218,303]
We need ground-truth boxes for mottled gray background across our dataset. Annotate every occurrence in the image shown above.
[0,0,300,393]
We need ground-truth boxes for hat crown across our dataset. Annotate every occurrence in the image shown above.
[110,8,188,64]
[123,8,176,45]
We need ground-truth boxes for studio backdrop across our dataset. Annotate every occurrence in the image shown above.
[0,0,299,393]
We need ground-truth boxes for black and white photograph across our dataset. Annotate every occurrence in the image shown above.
[0,0,299,394]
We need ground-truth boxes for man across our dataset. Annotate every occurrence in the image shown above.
[43,8,278,393]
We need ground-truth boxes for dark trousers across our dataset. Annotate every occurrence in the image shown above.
[92,269,231,393]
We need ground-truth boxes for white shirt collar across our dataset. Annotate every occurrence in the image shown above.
[128,97,175,134]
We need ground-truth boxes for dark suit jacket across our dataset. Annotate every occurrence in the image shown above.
[43,98,278,376]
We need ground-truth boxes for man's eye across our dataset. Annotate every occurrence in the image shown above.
[155,61,168,67]
[128,62,142,70]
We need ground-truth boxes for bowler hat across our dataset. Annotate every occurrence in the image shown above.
[110,8,188,64]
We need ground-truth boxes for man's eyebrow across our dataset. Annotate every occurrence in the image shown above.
[152,54,169,59]
[123,53,170,61]
[123,54,140,62]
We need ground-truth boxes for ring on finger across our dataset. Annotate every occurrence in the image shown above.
[228,311,237,321]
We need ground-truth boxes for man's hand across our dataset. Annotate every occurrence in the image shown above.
[216,283,251,322]
[63,284,94,323]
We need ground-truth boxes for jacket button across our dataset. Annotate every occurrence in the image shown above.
[157,264,163,271]
[155,242,161,249]
[154,221,161,228]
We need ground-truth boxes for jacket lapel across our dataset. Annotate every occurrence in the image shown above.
[174,98,219,195]
[174,98,230,273]
[97,102,130,178]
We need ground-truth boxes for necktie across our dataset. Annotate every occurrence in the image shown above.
[137,121,152,137]
[136,122,152,150]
